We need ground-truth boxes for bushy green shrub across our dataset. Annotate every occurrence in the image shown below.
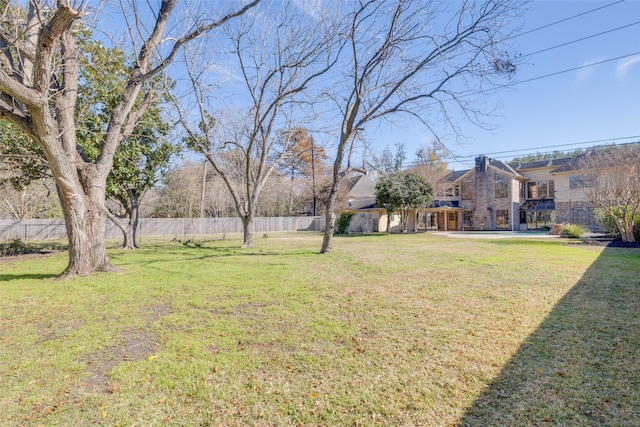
[0,238,30,256]
[560,224,588,239]
[336,211,355,235]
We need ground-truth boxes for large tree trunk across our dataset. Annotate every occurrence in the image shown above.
[126,189,140,249]
[108,212,136,250]
[400,208,408,233]
[320,185,340,253]
[33,104,116,276]
[58,178,116,277]
[241,213,255,248]
[321,209,336,253]
[106,193,140,250]
[619,222,636,243]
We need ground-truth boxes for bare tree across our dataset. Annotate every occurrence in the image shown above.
[578,144,640,243]
[0,0,258,276]
[412,140,451,184]
[153,162,215,219]
[177,1,339,247]
[0,178,59,219]
[318,0,522,253]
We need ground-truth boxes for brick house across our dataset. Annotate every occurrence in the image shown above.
[424,156,527,231]
[424,154,600,231]
[338,150,611,233]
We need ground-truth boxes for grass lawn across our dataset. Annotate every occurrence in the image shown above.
[0,233,638,426]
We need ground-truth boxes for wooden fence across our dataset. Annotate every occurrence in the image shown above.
[0,217,325,241]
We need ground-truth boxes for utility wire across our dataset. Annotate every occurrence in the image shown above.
[522,21,640,58]
[511,51,640,86]
[398,137,640,169]
[516,0,625,37]
[455,136,640,159]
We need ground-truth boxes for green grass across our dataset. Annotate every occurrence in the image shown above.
[0,233,638,426]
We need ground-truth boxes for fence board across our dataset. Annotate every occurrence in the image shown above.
[0,217,325,241]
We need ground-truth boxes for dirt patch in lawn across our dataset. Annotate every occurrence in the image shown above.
[83,303,172,393]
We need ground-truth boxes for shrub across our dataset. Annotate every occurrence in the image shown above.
[336,211,355,235]
[0,238,30,256]
[594,207,640,240]
[560,224,588,239]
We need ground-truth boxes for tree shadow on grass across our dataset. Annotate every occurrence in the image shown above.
[457,247,640,426]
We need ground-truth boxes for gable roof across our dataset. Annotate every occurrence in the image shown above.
[488,158,525,178]
[346,197,377,210]
[514,157,574,171]
[445,157,526,183]
[551,144,640,173]
[344,175,376,198]
[443,169,469,182]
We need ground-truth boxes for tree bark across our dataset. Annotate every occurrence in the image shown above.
[320,178,341,253]
[106,190,141,249]
[58,175,116,277]
[617,218,636,243]
[400,207,408,233]
[241,214,254,248]
[127,189,141,248]
[320,209,336,253]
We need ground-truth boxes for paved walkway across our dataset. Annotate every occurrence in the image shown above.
[433,231,559,239]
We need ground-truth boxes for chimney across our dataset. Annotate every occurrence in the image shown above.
[475,156,488,172]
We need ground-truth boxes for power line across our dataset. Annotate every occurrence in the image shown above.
[522,21,640,58]
[398,136,640,170]
[516,0,625,38]
[456,136,640,160]
[511,51,640,86]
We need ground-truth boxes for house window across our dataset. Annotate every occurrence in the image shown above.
[538,181,548,198]
[520,182,526,198]
[571,208,594,228]
[422,212,437,229]
[527,180,555,198]
[495,174,509,198]
[461,182,473,200]
[463,210,473,230]
[444,185,459,197]
[496,209,510,229]
[569,174,596,189]
[527,210,556,229]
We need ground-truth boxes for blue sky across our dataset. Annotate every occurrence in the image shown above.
[96,1,640,172]
[392,0,640,170]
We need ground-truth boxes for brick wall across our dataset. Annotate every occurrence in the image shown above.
[555,200,597,224]
[470,167,516,230]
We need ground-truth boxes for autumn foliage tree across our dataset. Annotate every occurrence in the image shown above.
[278,127,328,216]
